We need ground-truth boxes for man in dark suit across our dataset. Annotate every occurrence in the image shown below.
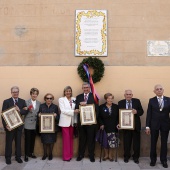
[118,89,143,164]
[75,82,98,162]
[146,84,170,168]
[1,86,28,165]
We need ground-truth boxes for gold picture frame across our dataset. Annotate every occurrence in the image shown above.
[1,106,24,130]
[39,113,55,133]
[75,10,107,56]
[119,109,134,130]
[79,104,97,125]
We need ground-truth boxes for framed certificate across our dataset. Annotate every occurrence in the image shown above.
[1,106,24,130]
[39,114,55,133]
[119,109,134,130]
[79,104,97,125]
[75,10,107,56]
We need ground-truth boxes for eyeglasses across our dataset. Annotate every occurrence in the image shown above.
[46,98,53,100]
[126,94,132,96]
[12,91,19,93]
[156,88,163,91]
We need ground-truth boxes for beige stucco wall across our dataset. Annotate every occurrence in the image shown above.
[0,0,170,157]
[0,66,170,156]
[0,0,170,66]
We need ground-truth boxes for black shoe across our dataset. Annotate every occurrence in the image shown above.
[76,155,84,161]
[6,159,11,165]
[150,161,156,166]
[48,154,53,160]
[124,158,129,163]
[134,158,139,164]
[29,153,36,159]
[161,161,168,168]
[42,155,47,160]
[24,155,28,162]
[90,157,95,162]
[15,158,23,163]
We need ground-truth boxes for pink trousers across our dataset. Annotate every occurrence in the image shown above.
[62,126,74,160]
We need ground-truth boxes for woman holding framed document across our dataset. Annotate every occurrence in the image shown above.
[58,86,79,161]
[98,93,119,161]
[38,93,59,161]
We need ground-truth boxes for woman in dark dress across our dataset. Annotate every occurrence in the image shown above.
[98,93,119,161]
[38,93,59,160]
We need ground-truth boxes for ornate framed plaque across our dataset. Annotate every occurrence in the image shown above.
[79,104,97,125]
[39,114,55,133]
[147,40,170,56]
[75,10,107,56]
[119,109,134,130]
[2,106,24,130]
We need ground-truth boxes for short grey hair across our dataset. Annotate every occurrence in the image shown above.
[82,82,90,87]
[11,86,19,92]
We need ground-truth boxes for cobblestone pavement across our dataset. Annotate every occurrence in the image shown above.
[0,156,170,170]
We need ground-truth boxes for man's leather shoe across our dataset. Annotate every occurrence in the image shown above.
[134,159,139,164]
[15,158,23,163]
[162,161,168,168]
[6,159,11,165]
[29,153,36,159]
[124,158,129,163]
[90,157,95,162]
[24,155,28,162]
[150,161,156,166]
[76,155,84,161]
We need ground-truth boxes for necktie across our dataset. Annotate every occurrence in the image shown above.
[128,101,131,109]
[15,99,18,106]
[158,98,163,111]
[84,94,87,102]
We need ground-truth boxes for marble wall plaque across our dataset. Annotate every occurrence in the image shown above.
[75,10,107,56]
[147,40,170,56]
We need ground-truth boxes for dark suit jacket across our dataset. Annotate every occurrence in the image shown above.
[75,92,99,124]
[146,96,170,131]
[1,97,28,131]
[118,98,144,131]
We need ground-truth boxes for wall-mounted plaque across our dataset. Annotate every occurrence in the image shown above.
[75,10,107,56]
[147,40,170,56]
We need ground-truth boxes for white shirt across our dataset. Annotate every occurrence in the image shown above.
[31,99,36,109]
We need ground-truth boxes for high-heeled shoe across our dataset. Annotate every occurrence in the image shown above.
[48,154,53,160]
[42,155,47,160]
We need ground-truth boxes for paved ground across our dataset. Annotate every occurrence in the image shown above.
[0,156,170,170]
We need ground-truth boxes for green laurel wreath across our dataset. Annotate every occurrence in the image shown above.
[77,57,105,83]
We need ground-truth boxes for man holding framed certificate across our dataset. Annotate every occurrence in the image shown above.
[1,86,28,165]
[75,82,99,162]
[118,89,143,164]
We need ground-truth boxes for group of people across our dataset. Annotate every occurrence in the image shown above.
[1,83,170,169]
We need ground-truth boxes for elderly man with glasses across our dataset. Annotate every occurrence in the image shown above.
[1,86,28,165]
[146,84,170,168]
[118,90,144,164]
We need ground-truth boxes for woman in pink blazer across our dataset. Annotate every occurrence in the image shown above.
[59,86,79,161]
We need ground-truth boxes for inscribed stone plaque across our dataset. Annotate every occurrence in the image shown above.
[147,40,170,56]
